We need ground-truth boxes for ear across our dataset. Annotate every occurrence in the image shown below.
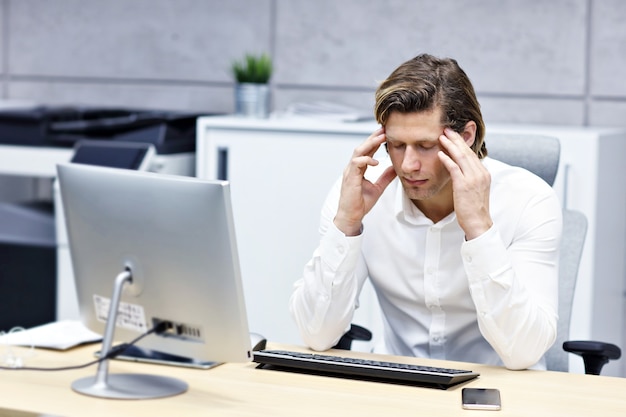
[461,121,477,147]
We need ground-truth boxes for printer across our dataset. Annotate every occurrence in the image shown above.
[0,106,213,330]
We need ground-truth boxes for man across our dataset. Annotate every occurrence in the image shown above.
[289,54,562,370]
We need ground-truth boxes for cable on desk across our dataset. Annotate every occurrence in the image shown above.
[0,326,35,368]
[0,322,166,372]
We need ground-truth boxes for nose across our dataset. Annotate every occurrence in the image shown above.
[401,145,421,173]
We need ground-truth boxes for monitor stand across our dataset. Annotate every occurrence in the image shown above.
[71,270,188,399]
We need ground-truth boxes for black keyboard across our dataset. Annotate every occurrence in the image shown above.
[252,349,479,389]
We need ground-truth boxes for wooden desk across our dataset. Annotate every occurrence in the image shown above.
[0,343,624,417]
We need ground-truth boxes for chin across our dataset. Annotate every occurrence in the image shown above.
[402,184,441,202]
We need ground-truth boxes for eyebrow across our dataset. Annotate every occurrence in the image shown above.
[386,135,440,144]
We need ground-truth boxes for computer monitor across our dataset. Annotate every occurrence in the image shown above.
[56,162,252,400]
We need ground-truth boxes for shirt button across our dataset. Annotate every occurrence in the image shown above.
[338,245,345,255]
[465,255,472,263]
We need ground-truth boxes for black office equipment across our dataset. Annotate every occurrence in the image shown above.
[0,105,207,333]
[0,201,56,330]
[0,106,207,153]
[253,349,479,389]
[70,140,154,170]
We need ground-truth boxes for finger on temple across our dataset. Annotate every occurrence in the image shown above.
[355,130,386,158]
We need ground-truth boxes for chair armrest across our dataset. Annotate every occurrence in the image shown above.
[333,324,372,350]
[563,340,622,375]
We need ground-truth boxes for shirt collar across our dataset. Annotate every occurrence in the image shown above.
[393,180,456,227]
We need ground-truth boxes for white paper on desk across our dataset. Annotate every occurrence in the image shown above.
[280,101,374,122]
[0,320,102,350]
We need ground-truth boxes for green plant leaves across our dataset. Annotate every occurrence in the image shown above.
[232,53,273,84]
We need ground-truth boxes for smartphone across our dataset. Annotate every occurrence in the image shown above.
[461,388,501,410]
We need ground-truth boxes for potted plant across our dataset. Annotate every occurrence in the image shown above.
[231,53,273,118]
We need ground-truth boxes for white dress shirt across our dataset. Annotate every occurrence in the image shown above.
[290,156,562,370]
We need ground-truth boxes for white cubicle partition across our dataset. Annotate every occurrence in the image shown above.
[196,116,626,376]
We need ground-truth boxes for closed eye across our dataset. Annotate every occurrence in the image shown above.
[388,142,406,150]
[419,143,437,150]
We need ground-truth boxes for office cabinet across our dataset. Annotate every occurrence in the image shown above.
[197,116,626,376]
[196,116,384,349]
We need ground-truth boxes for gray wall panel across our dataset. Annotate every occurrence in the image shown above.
[479,96,585,125]
[8,80,234,112]
[272,88,376,117]
[9,0,272,81]
[589,100,626,127]
[0,0,623,126]
[275,0,587,96]
[590,0,626,97]
[0,3,4,78]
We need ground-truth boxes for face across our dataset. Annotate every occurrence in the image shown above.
[385,109,452,208]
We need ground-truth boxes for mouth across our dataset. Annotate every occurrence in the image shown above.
[403,178,427,187]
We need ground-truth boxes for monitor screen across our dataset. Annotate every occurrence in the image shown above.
[56,162,252,399]
[70,139,155,170]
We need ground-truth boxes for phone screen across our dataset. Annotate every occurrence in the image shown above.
[462,388,501,410]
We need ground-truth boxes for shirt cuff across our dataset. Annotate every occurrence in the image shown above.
[461,226,511,285]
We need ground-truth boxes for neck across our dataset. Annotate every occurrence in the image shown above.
[413,184,454,223]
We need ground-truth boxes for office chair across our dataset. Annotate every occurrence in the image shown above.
[335,133,621,375]
[552,209,621,374]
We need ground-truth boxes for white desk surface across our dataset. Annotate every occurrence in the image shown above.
[0,144,72,177]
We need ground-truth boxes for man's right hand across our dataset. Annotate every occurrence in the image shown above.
[333,128,397,236]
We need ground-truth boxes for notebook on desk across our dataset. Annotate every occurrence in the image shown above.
[0,320,102,350]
